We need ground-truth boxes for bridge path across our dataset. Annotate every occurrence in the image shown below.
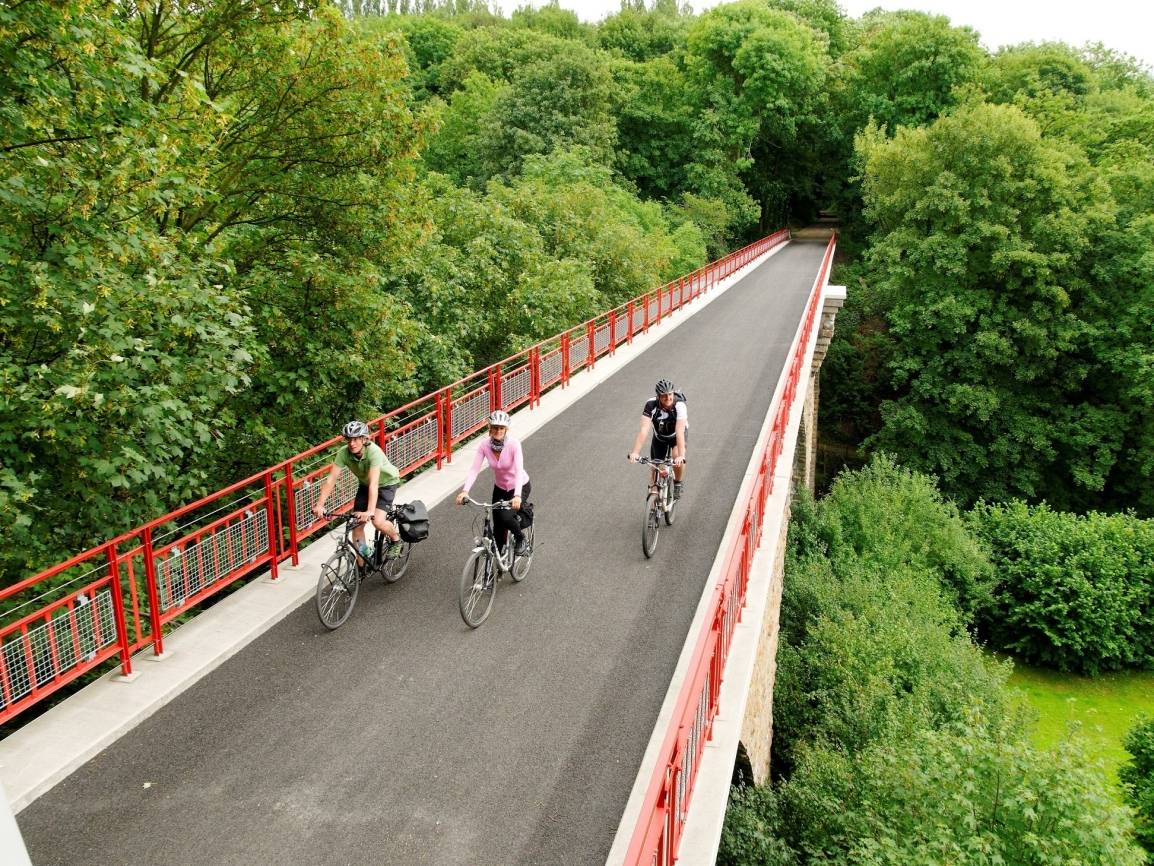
[17,241,829,866]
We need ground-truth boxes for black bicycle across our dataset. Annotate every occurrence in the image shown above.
[315,509,414,630]
[635,457,679,558]
[458,498,536,628]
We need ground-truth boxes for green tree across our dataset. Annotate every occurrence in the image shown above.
[0,0,261,577]
[856,102,1137,509]
[1121,717,1154,858]
[683,0,831,227]
[597,3,689,62]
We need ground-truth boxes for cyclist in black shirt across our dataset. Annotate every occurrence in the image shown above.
[628,378,687,499]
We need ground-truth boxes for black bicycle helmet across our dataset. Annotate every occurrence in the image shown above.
[655,379,675,396]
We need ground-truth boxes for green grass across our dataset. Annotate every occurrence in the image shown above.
[1006,657,1154,789]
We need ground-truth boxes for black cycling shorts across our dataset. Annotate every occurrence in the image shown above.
[354,483,397,513]
[650,431,688,461]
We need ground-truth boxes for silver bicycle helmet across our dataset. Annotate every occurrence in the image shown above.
[488,410,511,427]
[342,420,371,439]
[655,379,675,396]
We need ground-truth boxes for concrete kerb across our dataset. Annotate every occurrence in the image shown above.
[0,242,788,815]
[604,272,833,866]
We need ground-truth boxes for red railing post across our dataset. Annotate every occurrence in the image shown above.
[626,301,635,343]
[440,387,453,464]
[141,527,165,657]
[608,310,617,355]
[586,321,596,368]
[491,363,503,411]
[105,544,133,677]
[644,292,652,332]
[284,463,301,565]
[530,346,541,406]
[560,332,571,385]
[263,472,279,580]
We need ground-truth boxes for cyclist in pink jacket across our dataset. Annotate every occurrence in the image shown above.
[455,410,532,556]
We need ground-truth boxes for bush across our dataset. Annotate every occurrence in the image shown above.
[1122,717,1154,858]
[773,457,1008,778]
[791,455,996,621]
[781,712,1143,866]
[969,501,1154,674]
[717,784,796,866]
[773,553,1009,778]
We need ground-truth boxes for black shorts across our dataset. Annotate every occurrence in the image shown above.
[354,484,397,514]
[650,431,688,460]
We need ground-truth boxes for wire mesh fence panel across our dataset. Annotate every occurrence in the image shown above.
[614,314,630,345]
[632,306,646,332]
[0,587,117,716]
[294,469,357,532]
[540,350,563,389]
[156,508,270,614]
[502,365,532,409]
[594,323,611,356]
[386,413,439,475]
[568,335,589,373]
[450,387,492,444]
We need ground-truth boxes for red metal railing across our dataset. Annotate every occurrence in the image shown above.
[621,233,836,866]
[0,229,790,726]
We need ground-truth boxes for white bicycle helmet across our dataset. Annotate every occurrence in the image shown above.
[342,420,371,439]
[488,410,511,427]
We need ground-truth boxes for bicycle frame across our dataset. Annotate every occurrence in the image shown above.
[464,498,516,575]
[635,458,676,513]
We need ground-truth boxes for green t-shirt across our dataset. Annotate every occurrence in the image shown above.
[335,441,400,488]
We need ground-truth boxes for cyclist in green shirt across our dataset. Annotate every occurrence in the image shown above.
[312,421,404,562]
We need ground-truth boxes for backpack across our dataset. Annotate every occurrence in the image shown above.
[397,500,429,543]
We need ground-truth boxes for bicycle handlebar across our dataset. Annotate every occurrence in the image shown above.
[630,456,686,466]
[462,497,515,510]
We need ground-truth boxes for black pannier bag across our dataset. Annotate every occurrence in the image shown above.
[397,500,429,543]
[518,501,534,529]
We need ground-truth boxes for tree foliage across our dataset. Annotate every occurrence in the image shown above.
[1122,717,1154,858]
[969,501,1154,674]
[777,713,1142,866]
[854,101,1154,510]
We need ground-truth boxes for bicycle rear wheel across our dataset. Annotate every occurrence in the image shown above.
[642,493,661,558]
[380,542,413,583]
[459,549,497,628]
[316,550,360,630]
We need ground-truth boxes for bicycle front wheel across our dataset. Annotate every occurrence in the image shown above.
[380,542,413,583]
[459,549,497,628]
[511,526,534,583]
[642,493,661,558]
[316,550,360,630]
[663,482,678,526]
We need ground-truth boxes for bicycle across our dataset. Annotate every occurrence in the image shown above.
[458,497,536,628]
[634,457,680,558]
[315,508,414,630]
